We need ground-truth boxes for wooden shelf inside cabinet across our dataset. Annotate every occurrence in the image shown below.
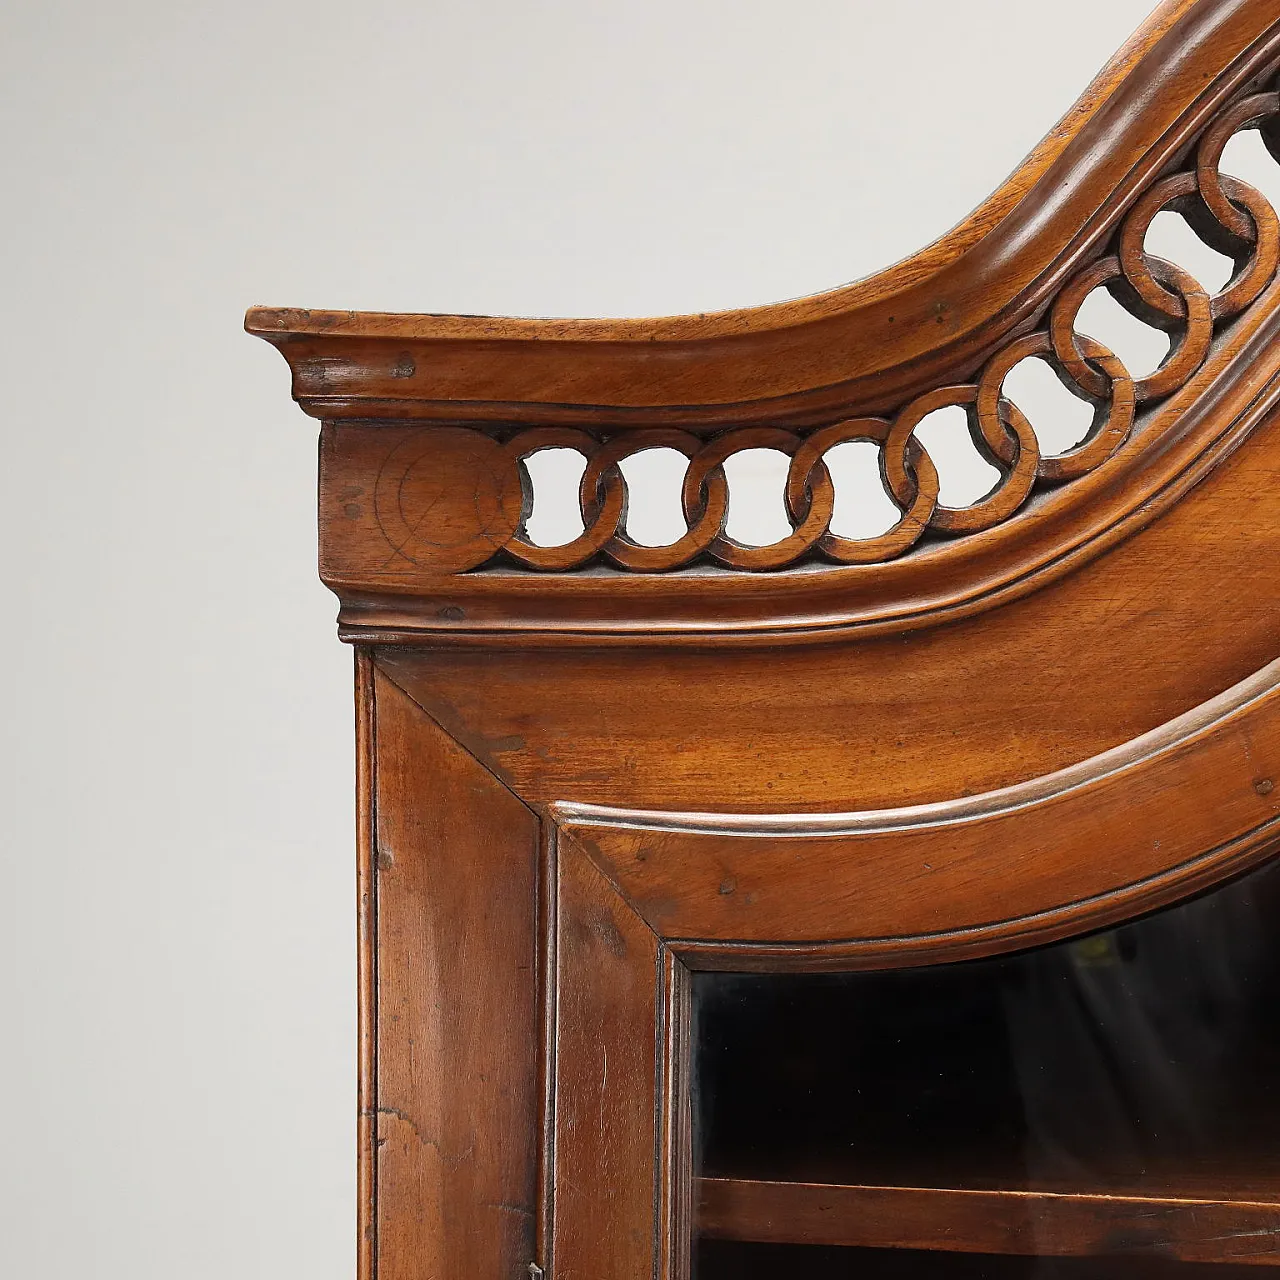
[696,1180,1280,1266]
[249,3,1280,1278]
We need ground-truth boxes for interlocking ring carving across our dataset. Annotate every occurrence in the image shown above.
[475,75,1280,573]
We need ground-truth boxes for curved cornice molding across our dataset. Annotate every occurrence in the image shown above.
[250,0,1280,425]
[249,0,1280,645]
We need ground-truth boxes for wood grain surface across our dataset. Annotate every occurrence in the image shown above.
[370,671,541,1280]
[697,1179,1280,1264]
[254,4,1280,1275]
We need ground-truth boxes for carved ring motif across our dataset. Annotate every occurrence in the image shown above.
[376,74,1280,575]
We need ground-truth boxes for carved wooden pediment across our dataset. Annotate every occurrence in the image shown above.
[253,0,1280,644]
[251,5,1280,1278]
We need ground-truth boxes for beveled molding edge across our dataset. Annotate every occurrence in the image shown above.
[557,655,1280,839]
[249,0,1280,423]
[551,656,1280,969]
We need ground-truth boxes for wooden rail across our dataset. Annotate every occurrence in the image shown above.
[697,1177,1280,1265]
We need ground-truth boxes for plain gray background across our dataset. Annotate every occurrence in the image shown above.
[0,0,1210,1274]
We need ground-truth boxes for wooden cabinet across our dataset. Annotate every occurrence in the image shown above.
[249,2,1280,1274]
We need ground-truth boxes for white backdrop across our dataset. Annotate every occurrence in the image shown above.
[1,2,1184,1275]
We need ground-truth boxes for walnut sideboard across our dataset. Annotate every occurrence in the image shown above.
[248,2,1280,1275]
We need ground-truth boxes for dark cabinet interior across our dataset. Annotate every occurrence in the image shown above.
[692,859,1280,1272]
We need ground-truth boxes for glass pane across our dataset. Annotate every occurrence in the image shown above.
[692,857,1280,1271]
[695,857,1280,1193]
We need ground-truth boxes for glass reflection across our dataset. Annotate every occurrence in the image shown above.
[693,858,1280,1195]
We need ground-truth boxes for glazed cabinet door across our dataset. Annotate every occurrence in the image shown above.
[691,862,1280,1276]
[543,659,1280,1278]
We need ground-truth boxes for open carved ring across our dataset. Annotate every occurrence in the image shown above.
[1195,90,1280,244]
[1050,254,1212,403]
[785,418,940,564]
[1118,170,1279,324]
[579,430,730,571]
[976,331,1135,483]
[885,385,1040,535]
[682,427,835,570]
[504,428,626,570]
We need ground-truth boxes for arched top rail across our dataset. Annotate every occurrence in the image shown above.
[555,658,1280,968]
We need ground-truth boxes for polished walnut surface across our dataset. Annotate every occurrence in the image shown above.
[252,2,1280,1276]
